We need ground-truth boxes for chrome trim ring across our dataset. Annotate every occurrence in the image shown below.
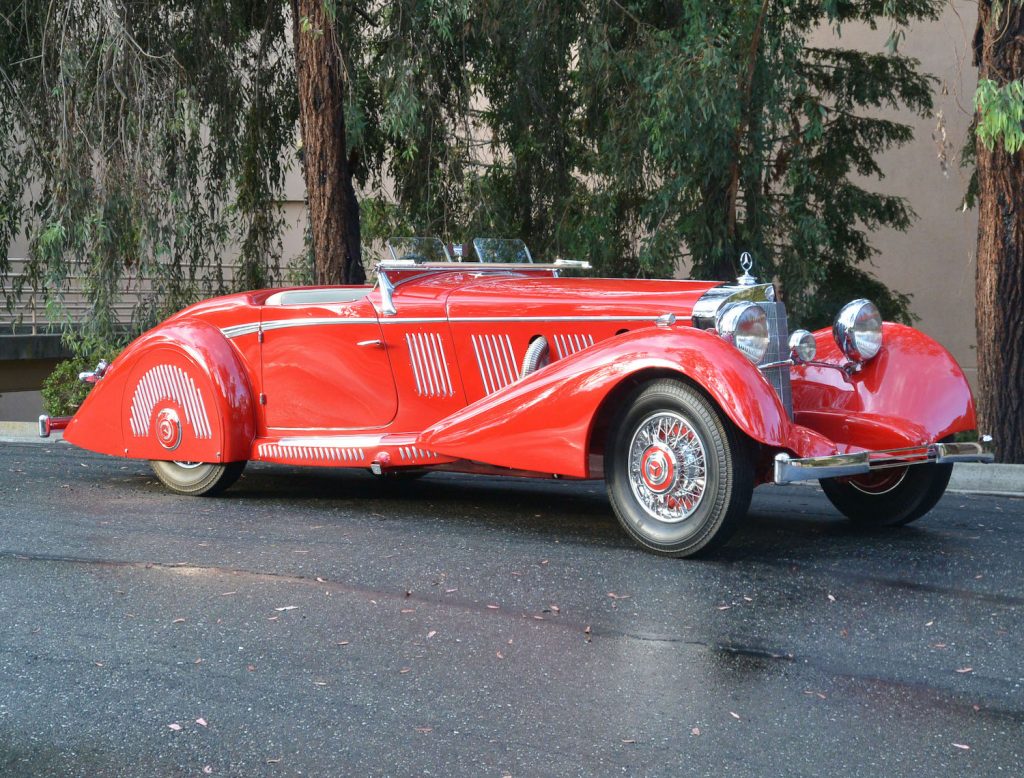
[628,411,707,523]
[172,461,204,469]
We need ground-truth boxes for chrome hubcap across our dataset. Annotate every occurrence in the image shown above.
[628,412,707,523]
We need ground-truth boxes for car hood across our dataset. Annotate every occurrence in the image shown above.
[444,275,721,322]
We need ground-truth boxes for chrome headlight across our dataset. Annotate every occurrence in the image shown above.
[833,299,883,362]
[717,302,769,363]
[788,329,817,363]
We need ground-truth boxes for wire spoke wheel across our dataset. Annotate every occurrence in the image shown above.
[606,379,753,558]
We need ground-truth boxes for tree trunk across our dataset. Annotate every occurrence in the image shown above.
[291,0,365,286]
[974,2,1024,463]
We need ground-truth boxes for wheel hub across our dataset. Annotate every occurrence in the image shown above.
[628,411,707,523]
[639,443,676,494]
[155,408,182,451]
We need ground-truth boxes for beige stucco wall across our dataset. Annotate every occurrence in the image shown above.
[811,3,980,384]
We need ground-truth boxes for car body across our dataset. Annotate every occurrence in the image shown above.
[43,239,993,557]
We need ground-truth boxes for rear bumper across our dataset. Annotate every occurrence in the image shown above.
[773,436,994,485]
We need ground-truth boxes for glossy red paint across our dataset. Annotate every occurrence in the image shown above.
[791,323,977,451]
[64,319,255,462]
[61,267,980,486]
[419,326,790,478]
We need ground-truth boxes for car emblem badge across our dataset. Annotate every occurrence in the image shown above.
[737,251,757,286]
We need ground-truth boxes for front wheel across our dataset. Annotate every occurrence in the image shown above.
[150,460,246,496]
[820,463,953,527]
[605,379,754,558]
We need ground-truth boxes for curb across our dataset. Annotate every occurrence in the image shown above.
[0,421,1021,498]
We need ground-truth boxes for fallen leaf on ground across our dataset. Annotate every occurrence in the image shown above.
[427,631,437,639]
[496,651,504,659]
[194,658,203,665]
[729,712,740,720]
[691,727,700,736]
[203,767,213,775]
[827,594,836,603]
[336,640,350,646]
[172,618,186,624]
[167,723,181,731]
[549,605,560,613]
[486,604,500,610]
[266,757,282,764]
[956,667,973,674]
[220,591,236,596]
[444,588,458,593]
[247,664,256,672]
[622,739,636,744]
[274,606,298,612]
[952,743,970,750]
[400,667,412,674]
[717,605,732,611]
[316,577,325,583]
[93,661,104,667]
[607,593,630,600]
[925,620,934,626]
[196,718,208,727]
[414,727,433,733]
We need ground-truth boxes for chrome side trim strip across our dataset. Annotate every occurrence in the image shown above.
[773,438,995,485]
[258,442,365,462]
[222,314,665,338]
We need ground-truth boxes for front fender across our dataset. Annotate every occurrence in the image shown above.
[64,319,255,462]
[791,323,977,450]
[419,327,790,478]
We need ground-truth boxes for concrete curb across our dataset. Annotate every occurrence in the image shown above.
[0,420,1021,497]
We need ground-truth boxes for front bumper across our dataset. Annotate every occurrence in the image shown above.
[773,436,994,485]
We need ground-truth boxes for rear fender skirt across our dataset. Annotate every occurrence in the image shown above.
[418,327,790,478]
[63,320,255,462]
[791,323,977,445]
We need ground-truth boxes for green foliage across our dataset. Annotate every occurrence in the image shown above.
[975,78,1024,152]
[40,334,123,416]
[2,0,939,334]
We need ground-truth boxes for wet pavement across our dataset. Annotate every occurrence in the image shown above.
[1,441,1022,776]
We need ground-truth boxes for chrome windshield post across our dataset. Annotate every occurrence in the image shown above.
[378,269,397,316]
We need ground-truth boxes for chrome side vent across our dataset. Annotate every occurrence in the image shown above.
[406,333,455,398]
[551,333,595,359]
[471,333,519,394]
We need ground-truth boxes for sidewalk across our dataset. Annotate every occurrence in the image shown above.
[2,421,1021,498]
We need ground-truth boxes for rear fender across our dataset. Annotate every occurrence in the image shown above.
[64,320,255,462]
[418,327,790,478]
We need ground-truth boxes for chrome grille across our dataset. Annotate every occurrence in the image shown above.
[757,301,793,419]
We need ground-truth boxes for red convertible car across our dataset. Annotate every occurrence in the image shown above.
[41,238,992,557]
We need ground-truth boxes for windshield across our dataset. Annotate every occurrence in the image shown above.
[386,237,453,263]
[472,238,533,264]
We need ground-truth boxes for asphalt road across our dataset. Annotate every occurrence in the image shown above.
[1,442,1022,777]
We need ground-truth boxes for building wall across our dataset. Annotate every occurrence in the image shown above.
[811,2,980,384]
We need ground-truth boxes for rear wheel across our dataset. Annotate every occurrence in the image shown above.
[605,379,754,558]
[820,463,953,527]
[150,460,246,496]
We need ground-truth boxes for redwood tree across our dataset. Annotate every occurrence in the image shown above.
[973,1,1024,463]
[291,0,364,285]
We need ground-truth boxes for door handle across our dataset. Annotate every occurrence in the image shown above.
[357,339,385,348]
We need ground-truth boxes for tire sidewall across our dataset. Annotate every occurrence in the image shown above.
[606,381,736,556]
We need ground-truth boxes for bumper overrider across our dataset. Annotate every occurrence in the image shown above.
[773,436,995,485]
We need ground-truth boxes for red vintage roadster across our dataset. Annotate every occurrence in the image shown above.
[41,238,992,557]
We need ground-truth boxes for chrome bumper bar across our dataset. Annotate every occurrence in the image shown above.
[774,436,994,485]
